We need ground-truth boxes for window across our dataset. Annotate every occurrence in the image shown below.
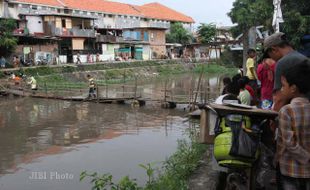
[22,4,29,8]
[31,5,38,10]
[8,3,14,8]
[61,19,66,28]
[57,9,61,13]
[144,31,149,41]
[64,9,70,14]
[83,11,87,15]
[41,6,47,10]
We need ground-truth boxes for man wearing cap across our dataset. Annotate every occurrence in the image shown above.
[263,32,309,111]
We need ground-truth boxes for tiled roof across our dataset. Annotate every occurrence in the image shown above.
[61,0,142,16]
[13,0,64,7]
[138,3,194,23]
[12,0,195,23]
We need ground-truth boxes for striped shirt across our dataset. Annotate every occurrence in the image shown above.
[276,97,310,178]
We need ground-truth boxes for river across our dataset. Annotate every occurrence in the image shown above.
[0,73,222,190]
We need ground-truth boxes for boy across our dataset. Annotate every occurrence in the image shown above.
[275,60,310,190]
[87,74,96,98]
[246,48,258,90]
[237,78,251,105]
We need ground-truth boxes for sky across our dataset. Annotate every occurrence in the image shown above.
[111,0,235,27]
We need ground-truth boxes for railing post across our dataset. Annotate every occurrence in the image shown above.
[96,86,99,103]
[44,82,47,96]
[134,76,137,99]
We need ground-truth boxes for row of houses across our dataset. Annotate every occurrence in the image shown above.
[0,0,194,64]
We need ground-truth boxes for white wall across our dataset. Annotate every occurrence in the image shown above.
[209,48,221,59]
[143,45,151,60]
[140,20,148,28]
[103,17,115,28]
[59,55,67,64]
[26,16,44,34]
[102,44,118,61]
[8,4,18,19]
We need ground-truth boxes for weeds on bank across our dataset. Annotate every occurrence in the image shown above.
[80,126,207,190]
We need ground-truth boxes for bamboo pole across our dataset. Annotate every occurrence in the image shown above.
[192,67,204,110]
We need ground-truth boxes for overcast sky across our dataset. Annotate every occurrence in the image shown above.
[111,0,235,27]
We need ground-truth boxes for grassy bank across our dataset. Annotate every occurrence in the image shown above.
[1,61,237,91]
[80,126,207,190]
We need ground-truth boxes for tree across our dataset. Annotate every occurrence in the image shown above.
[197,23,216,44]
[228,0,310,54]
[228,0,273,68]
[166,22,193,45]
[0,19,18,57]
[280,0,310,49]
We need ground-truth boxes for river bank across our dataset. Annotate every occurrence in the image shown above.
[0,60,238,190]
[0,59,236,83]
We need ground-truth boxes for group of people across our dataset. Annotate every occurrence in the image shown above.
[218,32,310,189]
[76,53,101,64]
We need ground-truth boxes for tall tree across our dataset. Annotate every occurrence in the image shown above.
[281,0,310,49]
[228,0,273,68]
[197,23,216,44]
[166,22,193,45]
[0,19,18,57]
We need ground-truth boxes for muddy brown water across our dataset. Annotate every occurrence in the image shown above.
[0,74,222,190]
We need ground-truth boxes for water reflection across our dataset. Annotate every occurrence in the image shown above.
[0,97,197,190]
[0,73,217,190]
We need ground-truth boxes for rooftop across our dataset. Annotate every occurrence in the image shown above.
[11,0,194,23]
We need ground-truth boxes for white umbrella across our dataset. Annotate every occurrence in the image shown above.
[272,0,284,32]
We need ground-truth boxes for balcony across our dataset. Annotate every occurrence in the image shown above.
[96,35,124,43]
[53,27,96,38]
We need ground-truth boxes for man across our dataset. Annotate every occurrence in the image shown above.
[264,32,309,111]
[87,74,96,98]
[27,76,37,90]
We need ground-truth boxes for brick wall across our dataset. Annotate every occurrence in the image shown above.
[151,45,166,59]
[149,29,166,46]
[15,43,58,56]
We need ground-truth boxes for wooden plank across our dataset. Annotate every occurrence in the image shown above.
[199,109,214,144]
[207,103,278,119]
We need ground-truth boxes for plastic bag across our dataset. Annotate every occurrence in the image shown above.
[229,124,259,159]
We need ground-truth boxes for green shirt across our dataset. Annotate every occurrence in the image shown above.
[238,90,251,105]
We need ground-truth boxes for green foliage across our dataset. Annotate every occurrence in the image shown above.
[23,66,54,76]
[193,64,237,74]
[166,22,193,45]
[197,23,216,44]
[228,0,272,31]
[228,0,310,49]
[280,0,310,49]
[0,19,18,57]
[220,47,243,67]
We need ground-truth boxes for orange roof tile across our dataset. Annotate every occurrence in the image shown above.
[12,0,194,23]
[13,0,64,7]
[61,0,141,16]
[138,3,194,23]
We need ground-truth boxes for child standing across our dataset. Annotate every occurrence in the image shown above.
[246,49,258,90]
[275,60,310,190]
[237,78,251,105]
[87,74,96,98]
